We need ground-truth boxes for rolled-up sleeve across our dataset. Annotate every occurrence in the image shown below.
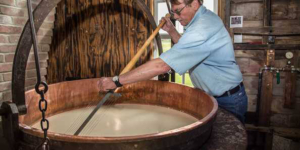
[160,32,210,75]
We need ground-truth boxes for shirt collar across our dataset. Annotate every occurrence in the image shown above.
[185,5,207,28]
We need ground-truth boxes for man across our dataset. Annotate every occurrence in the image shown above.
[98,0,248,123]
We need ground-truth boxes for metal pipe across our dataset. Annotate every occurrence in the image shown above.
[258,66,300,73]
[256,70,263,124]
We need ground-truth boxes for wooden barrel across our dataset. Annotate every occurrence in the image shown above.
[19,79,218,150]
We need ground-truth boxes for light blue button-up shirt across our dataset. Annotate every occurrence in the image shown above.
[160,6,243,96]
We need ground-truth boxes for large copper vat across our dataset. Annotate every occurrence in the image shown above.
[18,79,218,150]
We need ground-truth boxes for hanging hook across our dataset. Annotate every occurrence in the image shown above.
[35,138,51,150]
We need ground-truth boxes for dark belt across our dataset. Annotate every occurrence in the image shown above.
[214,82,244,98]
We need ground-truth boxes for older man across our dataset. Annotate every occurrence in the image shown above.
[97,0,248,123]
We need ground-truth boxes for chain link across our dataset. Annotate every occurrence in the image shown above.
[35,81,49,95]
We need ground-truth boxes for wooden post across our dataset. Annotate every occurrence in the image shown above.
[258,0,273,126]
[225,0,231,31]
[263,0,271,27]
[284,72,297,108]
[258,49,274,150]
[259,49,274,127]
[259,1,273,149]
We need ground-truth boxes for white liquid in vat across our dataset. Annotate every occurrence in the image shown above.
[32,104,198,137]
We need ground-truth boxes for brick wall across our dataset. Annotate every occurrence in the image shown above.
[0,0,55,104]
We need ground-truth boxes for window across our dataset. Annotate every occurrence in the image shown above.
[154,0,218,87]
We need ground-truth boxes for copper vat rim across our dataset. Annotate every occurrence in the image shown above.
[19,80,218,143]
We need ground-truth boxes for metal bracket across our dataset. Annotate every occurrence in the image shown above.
[266,49,275,67]
[267,36,275,44]
[1,102,20,150]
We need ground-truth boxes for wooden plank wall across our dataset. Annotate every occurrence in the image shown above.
[221,0,300,128]
[47,0,152,83]
[268,0,300,128]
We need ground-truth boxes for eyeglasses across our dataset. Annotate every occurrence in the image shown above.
[170,5,187,16]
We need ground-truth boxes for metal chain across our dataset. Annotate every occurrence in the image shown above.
[26,0,50,149]
[35,89,50,150]
[38,90,49,137]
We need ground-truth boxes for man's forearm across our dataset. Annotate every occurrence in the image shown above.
[119,58,171,85]
[168,29,181,44]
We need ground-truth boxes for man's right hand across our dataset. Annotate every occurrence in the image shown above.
[160,17,176,33]
[159,16,181,44]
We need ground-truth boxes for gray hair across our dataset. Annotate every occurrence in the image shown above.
[170,0,203,5]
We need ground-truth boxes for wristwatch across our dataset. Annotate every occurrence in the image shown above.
[112,76,123,87]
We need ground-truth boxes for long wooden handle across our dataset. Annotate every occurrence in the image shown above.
[120,14,171,75]
[76,16,170,135]
[114,14,170,93]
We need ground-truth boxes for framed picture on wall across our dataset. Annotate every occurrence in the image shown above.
[230,16,243,28]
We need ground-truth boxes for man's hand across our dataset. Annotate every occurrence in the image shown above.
[160,17,176,33]
[97,77,116,92]
[160,17,181,44]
